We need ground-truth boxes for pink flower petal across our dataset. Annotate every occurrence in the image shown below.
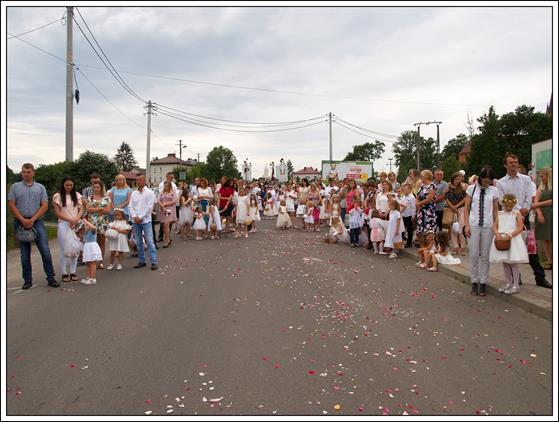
[308,370,316,375]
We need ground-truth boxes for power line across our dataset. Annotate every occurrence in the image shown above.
[7,31,67,63]
[157,108,328,133]
[72,10,145,103]
[76,67,144,129]
[154,103,327,128]
[333,119,396,143]
[333,115,399,138]
[7,15,64,40]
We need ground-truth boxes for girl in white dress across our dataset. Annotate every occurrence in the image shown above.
[178,188,194,239]
[263,192,275,218]
[249,194,261,233]
[193,207,207,240]
[304,201,315,232]
[235,188,250,238]
[207,198,223,239]
[320,193,330,226]
[429,231,461,270]
[489,194,529,294]
[325,216,350,244]
[80,218,103,285]
[286,186,298,228]
[383,198,402,259]
[276,200,292,229]
[107,209,131,270]
[329,194,341,226]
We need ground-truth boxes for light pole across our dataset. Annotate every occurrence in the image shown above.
[176,139,186,160]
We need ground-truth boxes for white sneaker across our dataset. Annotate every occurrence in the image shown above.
[505,286,518,295]
[378,250,388,255]
[498,284,511,293]
[106,264,114,270]
[89,279,97,285]
[80,278,92,285]
[116,264,122,271]
[389,253,398,259]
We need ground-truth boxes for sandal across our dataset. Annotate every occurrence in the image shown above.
[61,274,71,282]
[543,264,552,270]
[97,263,105,270]
[69,274,79,282]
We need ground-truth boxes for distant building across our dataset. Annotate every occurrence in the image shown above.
[149,153,197,186]
[292,166,321,181]
[121,168,145,187]
[458,142,472,164]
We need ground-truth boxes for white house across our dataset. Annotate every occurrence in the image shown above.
[149,153,197,186]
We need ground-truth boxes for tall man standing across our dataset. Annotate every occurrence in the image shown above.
[496,154,552,288]
[8,163,60,289]
[129,174,158,270]
[433,169,448,231]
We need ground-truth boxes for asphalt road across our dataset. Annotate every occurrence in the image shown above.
[6,219,553,416]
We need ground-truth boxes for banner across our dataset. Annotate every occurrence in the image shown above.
[321,161,372,182]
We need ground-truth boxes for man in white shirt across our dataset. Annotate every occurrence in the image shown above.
[496,155,551,288]
[400,183,416,247]
[130,174,158,270]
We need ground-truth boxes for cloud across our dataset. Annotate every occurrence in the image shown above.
[6,6,552,178]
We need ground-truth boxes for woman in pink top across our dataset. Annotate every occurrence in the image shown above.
[52,176,83,282]
[157,181,178,248]
[345,179,361,212]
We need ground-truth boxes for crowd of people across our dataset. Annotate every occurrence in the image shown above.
[8,153,553,295]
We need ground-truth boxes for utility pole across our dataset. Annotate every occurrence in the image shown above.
[197,153,200,163]
[413,120,442,170]
[435,121,442,168]
[176,139,186,160]
[329,112,333,162]
[145,101,154,186]
[388,158,393,173]
[65,6,74,162]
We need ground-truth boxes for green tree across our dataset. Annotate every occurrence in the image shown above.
[286,159,294,179]
[114,141,139,172]
[72,150,119,192]
[392,131,437,180]
[172,166,190,183]
[34,161,77,197]
[441,133,468,161]
[188,163,207,182]
[204,146,241,182]
[7,165,21,184]
[442,156,462,178]
[343,141,385,162]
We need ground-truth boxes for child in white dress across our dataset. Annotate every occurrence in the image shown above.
[80,218,102,285]
[249,194,261,233]
[276,200,292,229]
[263,192,275,218]
[329,194,340,226]
[324,216,350,244]
[236,188,250,238]
[107,208,131,270]
[207,198,223,239]
[489,194,529,294]
[304,201,315,232]
[320,194,330,226]
[383,198,402,258]
[193,207,207,240]
[369,209,385,254]
[178,189,194,239]
[426,231,461,271]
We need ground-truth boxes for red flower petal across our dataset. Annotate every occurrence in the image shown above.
[308,370,316,375]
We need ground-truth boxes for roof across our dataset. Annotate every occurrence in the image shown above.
[121,169,144,179]
[459,142,471,155]
[292,167,320,175]
[151,153,195,166]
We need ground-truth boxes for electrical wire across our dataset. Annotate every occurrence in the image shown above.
[7,16,64,40]
[76,67,145,129]
[7,31,68,63]
[157,108,328,133]
[154,103,327,128]
[72,11,145,104]
[333,119,396,143]
[74,8,145,104]
[333,115,399,138]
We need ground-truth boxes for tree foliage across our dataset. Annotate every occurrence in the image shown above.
[172,166,190,183]
[466,105,551,178]
[286,159,294,179]
[392,130,437,180]
[204,146,241,182]
[441,133,468,161]
[343,141,385,162]
[442,156,462,178]
[114,142,139,172]
[7,166,21,184]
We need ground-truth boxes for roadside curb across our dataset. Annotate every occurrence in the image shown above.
[399,248,552,321]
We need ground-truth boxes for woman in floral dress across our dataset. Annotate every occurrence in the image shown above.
[86,180,112,269]
[416,170,438,242]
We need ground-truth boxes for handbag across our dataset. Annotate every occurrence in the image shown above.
[104,227,119,240]
[494,234,511,251]
[16,227,37,243]
[442,207,455,228]
[63,229,82,257]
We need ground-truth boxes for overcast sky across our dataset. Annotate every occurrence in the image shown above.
[5,5,552,178]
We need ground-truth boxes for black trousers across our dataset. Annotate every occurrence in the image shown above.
[403,216,414,246]
[436,210,444,232]
[365,225,373,248]
[349,228,360,245]
[523,217,547,284]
